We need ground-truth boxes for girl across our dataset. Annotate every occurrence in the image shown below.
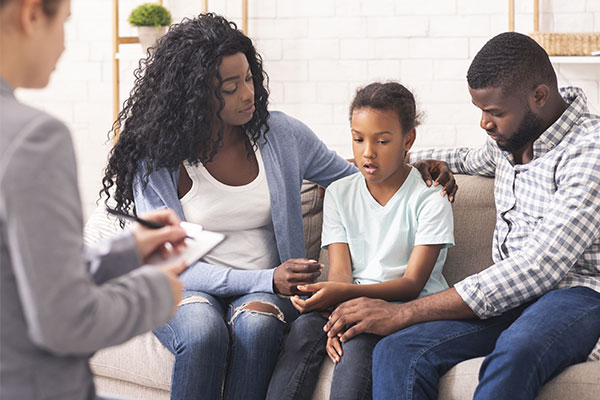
[101,13,357,400]
[267,82,455,400]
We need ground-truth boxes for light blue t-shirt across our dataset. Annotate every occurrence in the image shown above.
[321,168,454,298]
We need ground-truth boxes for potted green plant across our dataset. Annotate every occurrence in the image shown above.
[128,3,172,54]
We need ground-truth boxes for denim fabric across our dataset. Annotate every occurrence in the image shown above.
[154,290,299,400]
[330,332,381,400]
[372,287,600,400]
[267,312,381,400]
[267,312,327,400]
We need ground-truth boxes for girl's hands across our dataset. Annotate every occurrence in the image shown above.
[326,335,343,364]
[290,281,353,313]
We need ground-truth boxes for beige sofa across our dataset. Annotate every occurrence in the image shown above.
[88,175,599,399]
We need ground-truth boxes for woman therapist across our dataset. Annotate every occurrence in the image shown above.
[0,1,190,398]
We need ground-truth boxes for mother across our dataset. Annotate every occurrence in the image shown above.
[101,13,356,399]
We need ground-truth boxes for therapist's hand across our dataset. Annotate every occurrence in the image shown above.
[410,158,458,202]
[273,258,323,295]
[131,209,187,262]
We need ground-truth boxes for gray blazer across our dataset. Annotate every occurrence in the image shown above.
[0,78,173,399]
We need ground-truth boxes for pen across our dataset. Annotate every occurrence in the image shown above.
[106,207,194,240]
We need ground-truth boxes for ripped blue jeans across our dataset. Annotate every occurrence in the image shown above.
[154,291,299,400]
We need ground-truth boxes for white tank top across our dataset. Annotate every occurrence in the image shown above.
[180,146,279,270]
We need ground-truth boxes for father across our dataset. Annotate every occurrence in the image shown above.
[324,32,600,399]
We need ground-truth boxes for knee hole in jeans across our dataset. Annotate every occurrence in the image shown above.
[178,295,211,307]
[230,301,286,323]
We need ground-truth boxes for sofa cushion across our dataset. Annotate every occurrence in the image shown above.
[94,375,168,400]
[311,357,600,400]
[301,181,325,262]
[92,335,600,400]
[438,358,600,400]
[443,174,495,286]
[91,332,173,392]
[83,202,131,246]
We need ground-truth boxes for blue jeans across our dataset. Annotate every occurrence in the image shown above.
[372,286,600,400]
[267,311,381,400]
[154,290,299,400]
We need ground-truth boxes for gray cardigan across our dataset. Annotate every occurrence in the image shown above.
[0,78,174,399]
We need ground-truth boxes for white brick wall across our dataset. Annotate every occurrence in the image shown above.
[14,0,600,219]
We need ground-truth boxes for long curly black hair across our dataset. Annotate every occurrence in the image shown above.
[101,13,270,216]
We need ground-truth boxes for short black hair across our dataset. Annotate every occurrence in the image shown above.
[349,82,421,134]
[467,32,557,94]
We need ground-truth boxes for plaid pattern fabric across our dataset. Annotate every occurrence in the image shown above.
[412,87,600,360]
[411,87,600,319]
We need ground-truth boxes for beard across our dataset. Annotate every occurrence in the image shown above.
[496,108,543,152]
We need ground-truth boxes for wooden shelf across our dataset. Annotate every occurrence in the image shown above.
[117,36,140,45]
[549,56,600,64]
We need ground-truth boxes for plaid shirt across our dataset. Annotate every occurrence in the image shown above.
[411,87,600,358]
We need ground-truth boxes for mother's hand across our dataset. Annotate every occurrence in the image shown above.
[411,158,458,202]
[273,258,323,295]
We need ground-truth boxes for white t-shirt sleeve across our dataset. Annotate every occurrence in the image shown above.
[414,187,455,248]
[321,184,348,248]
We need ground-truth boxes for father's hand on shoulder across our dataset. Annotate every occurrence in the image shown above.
[273,258,323,295]
[412,158,458,202]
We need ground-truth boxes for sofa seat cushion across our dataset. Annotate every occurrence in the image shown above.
[311,357,600,399]
[93,337,599,400]
[439,357,600,400]
[90,332,173,392]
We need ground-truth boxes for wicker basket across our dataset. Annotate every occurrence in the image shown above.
[529,32,600,56]
[508,0,600,56]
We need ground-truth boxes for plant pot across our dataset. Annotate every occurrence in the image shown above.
[137,26,168,54]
